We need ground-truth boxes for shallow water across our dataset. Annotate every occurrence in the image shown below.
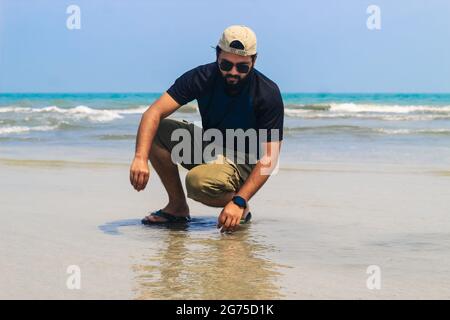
[97,163,450,299]
[98,217,287,299]
[1,161,450,299]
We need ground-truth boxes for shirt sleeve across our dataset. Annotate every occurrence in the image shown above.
[255,85,284,142]
[166,65,210,106]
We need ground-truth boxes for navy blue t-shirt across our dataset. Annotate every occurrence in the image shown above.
[166,62,284,161]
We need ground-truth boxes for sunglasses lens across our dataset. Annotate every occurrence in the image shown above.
[219,60,250,73]
[219,60,233,71]
[236,64,250,73]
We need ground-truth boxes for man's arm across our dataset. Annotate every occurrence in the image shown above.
[217,140,282,231]
[236,140,281,201]
[130,92,181,191]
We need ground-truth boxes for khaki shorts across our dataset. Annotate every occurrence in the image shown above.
[153,118,255,202]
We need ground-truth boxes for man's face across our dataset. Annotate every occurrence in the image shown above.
[217,51,254,87]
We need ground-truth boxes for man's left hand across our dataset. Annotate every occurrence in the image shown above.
[217,201,244,233]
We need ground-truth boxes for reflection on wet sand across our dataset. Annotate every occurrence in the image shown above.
[133,221,285,299]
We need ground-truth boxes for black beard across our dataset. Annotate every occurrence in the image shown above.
[222,69,253,95]
[225,75,241,85]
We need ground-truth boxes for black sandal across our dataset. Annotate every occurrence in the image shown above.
[141,209,191,225]
[240,212,252,224]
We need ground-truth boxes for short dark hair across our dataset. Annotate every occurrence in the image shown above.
[215,45,257,62]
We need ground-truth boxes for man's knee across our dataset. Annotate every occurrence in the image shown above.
[185,165,238,203]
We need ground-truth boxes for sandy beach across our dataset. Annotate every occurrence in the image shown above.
[1,157,449,299]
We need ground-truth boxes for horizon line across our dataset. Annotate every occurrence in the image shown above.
[1,91,450,95]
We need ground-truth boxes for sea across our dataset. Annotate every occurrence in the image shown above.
[1,93,449,168]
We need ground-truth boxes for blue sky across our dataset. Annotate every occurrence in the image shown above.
[0,0,449,93]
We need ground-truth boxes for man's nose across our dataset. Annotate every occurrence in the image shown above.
[229,66,240,76]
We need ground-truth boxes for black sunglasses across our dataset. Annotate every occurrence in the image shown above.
[218,59,251,74]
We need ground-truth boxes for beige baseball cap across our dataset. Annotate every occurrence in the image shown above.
[218,25,257,56]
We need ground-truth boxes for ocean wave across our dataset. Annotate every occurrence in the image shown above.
[0,106,137,138]
[328,103,450,114]
[285,125,366,133]
[285,125,450,136]
[0,136,43,142]
[110,106,148,115]
[285,104,331,111]
[95,134,136,140]
[285,103,450,113]
[285,110,450,121]
[284,103,450,120]
[0,125,58,135]
[0,105,152,122]
[3,102,448,121]
[179,104,198,113]
[0,105,125,122]
[0,103,197,120]
[374,128,450,135]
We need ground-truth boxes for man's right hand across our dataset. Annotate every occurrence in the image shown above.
[130,156,150,191]
[130,92,181,192]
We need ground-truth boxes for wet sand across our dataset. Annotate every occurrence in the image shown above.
[1,160,450,299]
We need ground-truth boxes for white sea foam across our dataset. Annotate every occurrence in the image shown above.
[328,103,450,114]
[2,103,449,122]
[0,105,138,122]
[285,104,450,120]
[114,106,148,114]
[1,102,450,137]
[0,125,58,135]
[37,105,124,122]
[284,125,450,136]
[375,128,450,135]
[284,103,450,118]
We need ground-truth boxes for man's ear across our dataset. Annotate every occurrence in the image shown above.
[252,54,257,66]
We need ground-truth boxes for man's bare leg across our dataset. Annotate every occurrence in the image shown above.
[143,142,190,222]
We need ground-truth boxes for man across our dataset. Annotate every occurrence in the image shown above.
[129,25,284,232]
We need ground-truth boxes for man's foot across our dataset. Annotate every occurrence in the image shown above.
[142,202,190,223]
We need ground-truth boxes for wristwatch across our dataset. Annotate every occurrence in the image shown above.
[232,196,247,209]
